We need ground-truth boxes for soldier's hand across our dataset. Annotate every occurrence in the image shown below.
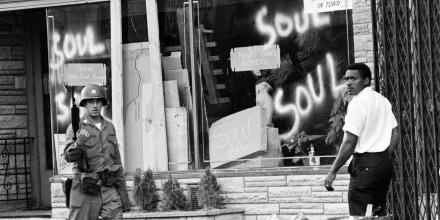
[76,129,90,147]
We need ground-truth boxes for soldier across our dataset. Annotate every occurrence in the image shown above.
[63,84,130,219]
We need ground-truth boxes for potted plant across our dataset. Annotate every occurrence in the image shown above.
[132,168,159,211]
[159,175,189,211]
[196,167,223,210]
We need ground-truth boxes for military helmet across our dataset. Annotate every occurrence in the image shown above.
[79,84,107,107]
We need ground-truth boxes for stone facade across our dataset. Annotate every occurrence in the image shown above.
[353,0,375,83]
[0,11,28,138]
[0,11,30,210]
[51,170,350,220]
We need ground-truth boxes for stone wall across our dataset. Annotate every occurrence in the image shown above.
[51,169,350,220]
[0,11,28,138]
[0,11,30,210]
[353,0,375,82]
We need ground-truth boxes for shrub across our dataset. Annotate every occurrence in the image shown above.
[132,168,159,211]
[196,167,223,210]
[160,175,189,211]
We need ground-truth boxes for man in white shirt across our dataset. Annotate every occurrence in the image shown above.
[324,63,399,216]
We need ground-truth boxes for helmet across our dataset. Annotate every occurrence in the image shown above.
[79,84,107,107]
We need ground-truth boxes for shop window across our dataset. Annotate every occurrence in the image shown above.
[46,2,112,174]
[122,0,149,43]
[158,0,354,170]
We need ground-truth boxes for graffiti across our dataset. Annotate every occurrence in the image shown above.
[50,26,106,70]
[212,116,252,160]
[55,92,71,124]
[255,6,330,49]
[274,53,345,140]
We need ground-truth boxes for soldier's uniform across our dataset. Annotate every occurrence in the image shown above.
[63,84,129,220]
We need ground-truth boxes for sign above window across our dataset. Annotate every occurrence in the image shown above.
[230,44,280,72]
[303,0,353,13]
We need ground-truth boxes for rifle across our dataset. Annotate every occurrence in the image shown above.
[70,86,91,173]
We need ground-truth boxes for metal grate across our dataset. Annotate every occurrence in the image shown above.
[187,184,201,211]
[0,138,33,208]
[372,0,440,219]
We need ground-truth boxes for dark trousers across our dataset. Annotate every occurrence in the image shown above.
[348,151,393,216]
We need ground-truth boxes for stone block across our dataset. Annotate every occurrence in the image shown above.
[311,185,347,192]
[355,51,367,59]
[14,76,26,89]
[244,176,285,182]
[12,47,23,58]
[0,36,23,46]
[0,90,25,95]
[324,203,349,215]
[226,204,279,215]
[0,75,13,84]
[0,115,27,128]
[354,24,369,35]
[268,197,300,203]
[343,192,349,203]
[280,203,322,209]
[0,96,26,105]
[287,175,325,186]
[311,192,343,198]
[0,70,25,75]
[0,47,11,59]
[280,208,323,214]
[51,197,65,204]
[244,215,257,220]
[268,186,311,198]
[244,187,267,192]
[16,129,28,138]
[218,177,244,193]
[301,197,342,203]
[11,27,23,35]
[226,193,268,204]
[0,61,25,70]
[353,35,371,51]
[0,106,15,114]
[51,182,64,198]
[245,180,286,187]
[52,207,69,219]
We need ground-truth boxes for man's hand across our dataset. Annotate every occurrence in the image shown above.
[76,129,90,147]
[324,171,336,191]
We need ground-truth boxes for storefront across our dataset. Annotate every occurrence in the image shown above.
[41,0,357,173]
[0,0,373,217]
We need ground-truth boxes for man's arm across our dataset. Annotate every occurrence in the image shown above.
[324,131,358,187]
[387,126,399,156]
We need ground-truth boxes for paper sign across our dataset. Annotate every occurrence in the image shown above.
[209,106,267,168]
[304,0,353,13]
[63,63,106,86]
[230,44,280,72]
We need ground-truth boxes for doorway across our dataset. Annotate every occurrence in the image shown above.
[24,9,53,208]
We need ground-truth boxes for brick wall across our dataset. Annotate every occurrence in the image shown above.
[50,171,350,220]
[0,11,30,209]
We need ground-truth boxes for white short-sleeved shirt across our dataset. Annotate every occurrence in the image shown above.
[343,87,398,153]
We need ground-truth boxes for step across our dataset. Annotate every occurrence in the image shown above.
[206,42,217,47]
[212,69,223,75]
[209,55,220,62]
[215,84,226,90]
